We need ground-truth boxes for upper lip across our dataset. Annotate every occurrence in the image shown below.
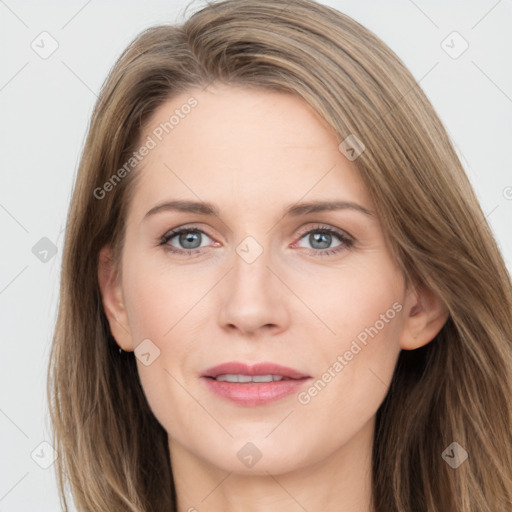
[201,362,310,380]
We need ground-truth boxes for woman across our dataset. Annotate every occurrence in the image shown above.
[48,0,512,510]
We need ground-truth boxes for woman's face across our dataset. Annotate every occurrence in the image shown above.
[101,84,421,475]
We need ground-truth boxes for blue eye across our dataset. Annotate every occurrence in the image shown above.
[158,224,354,257]
[294,225,354,256]
[159,227,213,256]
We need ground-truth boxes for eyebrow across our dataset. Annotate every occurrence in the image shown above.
[143,199,374,220]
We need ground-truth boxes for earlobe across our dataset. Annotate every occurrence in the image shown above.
[97,246,134,352]
[399,280,449,351]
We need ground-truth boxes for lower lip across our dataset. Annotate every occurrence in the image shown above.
[202,377,311,406]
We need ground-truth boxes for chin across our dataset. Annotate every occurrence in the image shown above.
[190,434,317,476]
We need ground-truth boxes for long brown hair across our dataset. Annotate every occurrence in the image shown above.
[48,0,512,510]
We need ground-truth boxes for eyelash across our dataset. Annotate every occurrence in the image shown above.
[157,224,355,258]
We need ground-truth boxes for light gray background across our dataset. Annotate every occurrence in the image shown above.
[1,0,511,510]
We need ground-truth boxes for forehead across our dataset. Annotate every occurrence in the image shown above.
[128,84,371,218]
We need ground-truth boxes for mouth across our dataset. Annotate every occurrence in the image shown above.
[201,361,312,406]
[201,361,310,380]
[210,374,294,383]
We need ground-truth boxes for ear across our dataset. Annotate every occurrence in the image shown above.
[399,279,449,350]
[97,245,134,352]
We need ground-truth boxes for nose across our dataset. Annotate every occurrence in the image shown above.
[217,243,291,337]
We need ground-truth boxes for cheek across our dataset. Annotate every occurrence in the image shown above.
[298,258,404,353]
[121,256,209,428]
[337,278,402,351]
[121,270,198,441]
[123,255,201,343]
[294,260,404,417]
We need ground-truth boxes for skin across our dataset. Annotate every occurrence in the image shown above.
[98,84,448,512]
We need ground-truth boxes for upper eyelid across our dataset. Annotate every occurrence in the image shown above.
[163,225,211,239]
[296,224,352,239]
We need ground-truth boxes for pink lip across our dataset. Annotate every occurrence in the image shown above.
[201,361,312,407]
